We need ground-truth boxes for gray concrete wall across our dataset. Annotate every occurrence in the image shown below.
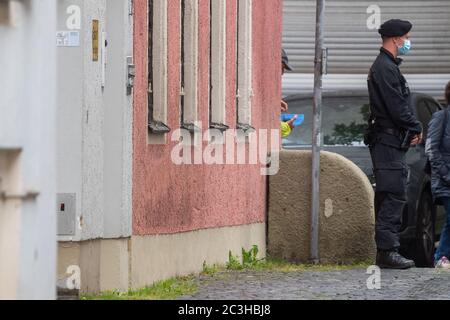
[0,0,57,300]
[58,239,130,293]
[58,223,266,294]
[268,150,376,264]
[130,223,266,289]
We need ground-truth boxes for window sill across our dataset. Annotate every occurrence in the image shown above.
[148,121,171,135]
[181,123,201,134]
[237,123,256,135]
[210,122,230,132]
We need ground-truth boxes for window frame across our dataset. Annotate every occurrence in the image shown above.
[236,0,254,134]
[148,0,170,139]
[209,0,228,132]
[180,0,200,134]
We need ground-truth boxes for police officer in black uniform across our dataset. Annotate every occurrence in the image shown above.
[366,19,423,269]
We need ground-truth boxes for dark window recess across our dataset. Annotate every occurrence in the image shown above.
[148,0,170,135]
[209,0,213,128]
[235,0,239,127]
[180,0,185,125]
[180,0,200,134]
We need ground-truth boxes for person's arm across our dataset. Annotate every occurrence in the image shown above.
[280,122,292,138]
[281,100,288,112]
[374,68,422,134]
[410,132,423,146]
[425,111,447,179]
[280,115,298,138]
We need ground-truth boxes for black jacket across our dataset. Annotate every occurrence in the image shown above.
[425,107,450,201]
[367,48,422,136]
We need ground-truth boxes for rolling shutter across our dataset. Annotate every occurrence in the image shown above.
[283,0,450,74]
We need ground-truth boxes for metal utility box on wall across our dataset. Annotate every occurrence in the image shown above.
[57,193,76,236]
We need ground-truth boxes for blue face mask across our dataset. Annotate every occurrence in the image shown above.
[398,39,411,56]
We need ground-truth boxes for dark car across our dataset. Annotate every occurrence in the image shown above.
[283,90,445,267]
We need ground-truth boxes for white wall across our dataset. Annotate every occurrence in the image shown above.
[0,0,57,300]
[56,0,84,241]
[102,0,133,239]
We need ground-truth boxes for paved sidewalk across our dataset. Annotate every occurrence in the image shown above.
[179,268,450,300]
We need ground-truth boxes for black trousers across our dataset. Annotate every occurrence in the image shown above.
[370,141,408,251]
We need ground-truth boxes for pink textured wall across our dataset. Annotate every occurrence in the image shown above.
[133,0,282,235]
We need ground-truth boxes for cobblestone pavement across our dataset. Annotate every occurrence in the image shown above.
[179,268,450,300]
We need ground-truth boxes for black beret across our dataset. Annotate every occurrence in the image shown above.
[282,49,294,71]
[378,19,413,37]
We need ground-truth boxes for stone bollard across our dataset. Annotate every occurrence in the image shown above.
[268,150,376,264]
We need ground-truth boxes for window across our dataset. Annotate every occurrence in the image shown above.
[236,0,253,134]
[416,99,432,137]
[0,1,9,25]
[209,0,228,132]
[181,0,199,134]
[0,150,21,198]
[426,99,441,115]
[148,0,170,141]
[282,95,370,146]
[421,99,442,139]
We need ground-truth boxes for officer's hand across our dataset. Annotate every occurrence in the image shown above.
[410,132,423,146]
[281,100,288,112]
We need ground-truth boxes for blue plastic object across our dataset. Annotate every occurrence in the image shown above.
[280,114,305,127]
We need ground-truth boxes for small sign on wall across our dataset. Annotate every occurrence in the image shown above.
[56,31,80,47]
[92,20,99,61]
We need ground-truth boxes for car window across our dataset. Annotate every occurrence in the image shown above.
[425,99,441,115]
[416,99,432,137]
[283,96,370,146]
[421,99,443,140]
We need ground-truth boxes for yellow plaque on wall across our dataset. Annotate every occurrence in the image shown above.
[92,20,99,61]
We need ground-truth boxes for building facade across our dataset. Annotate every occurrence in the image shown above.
[57,0,282,293]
